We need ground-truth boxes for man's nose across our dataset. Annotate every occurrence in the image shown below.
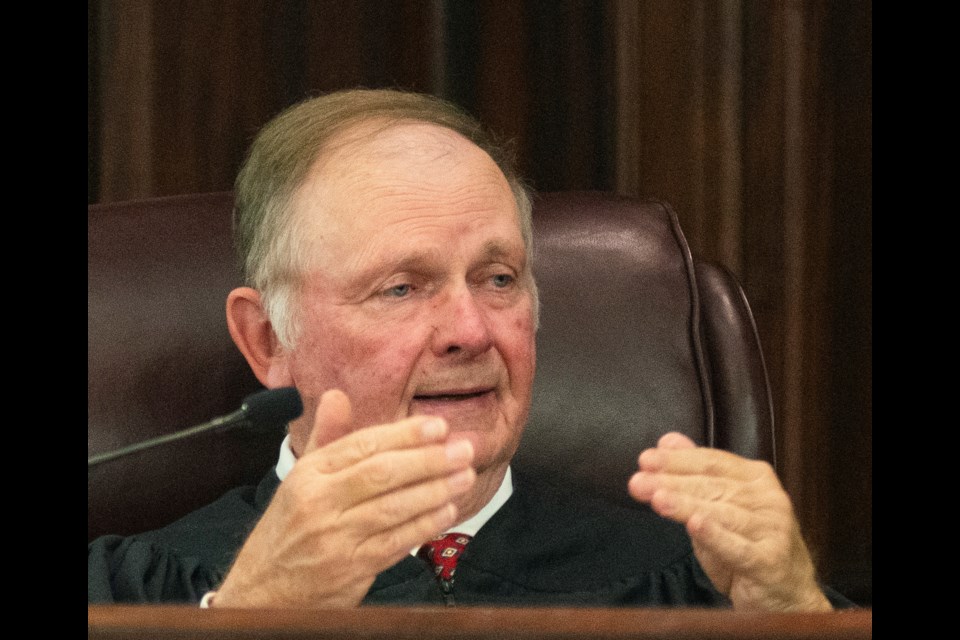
[430,284,494,357]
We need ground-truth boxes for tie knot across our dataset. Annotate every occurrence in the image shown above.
[418,532,472,582]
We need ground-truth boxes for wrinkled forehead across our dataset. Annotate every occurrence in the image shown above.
[290,120,520,245]
[311,119,506,190]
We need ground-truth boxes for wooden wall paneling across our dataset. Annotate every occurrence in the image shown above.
[303,1,369,92]
[819,0,872,605]
[613,0,640,198]
[629,0,709,255]
[370,0,443,92]
[151,0,280,198]
[784,0,834,573]
[90,0,443,205]
[614,0,744,272]
[779,1,871,603]
[88,0,101,202]
[525,0,614,191]
[701,0,745,276]
[303,0,441,95]
[95,0,156,203]
[445,0,613,193]
[737,0,789,493]
[471,0,531,175]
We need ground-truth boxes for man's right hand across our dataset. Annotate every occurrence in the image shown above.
[212,389,476,608]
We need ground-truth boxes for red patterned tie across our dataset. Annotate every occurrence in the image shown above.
[417,532,472,585]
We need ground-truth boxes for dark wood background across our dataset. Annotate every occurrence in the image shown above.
[88,0,871,605]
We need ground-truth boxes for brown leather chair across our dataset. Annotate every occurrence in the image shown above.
[87,191,774,541]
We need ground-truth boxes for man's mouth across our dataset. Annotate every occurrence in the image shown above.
[414,389,493,402]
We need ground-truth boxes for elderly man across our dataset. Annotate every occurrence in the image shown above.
[88,89,845,610]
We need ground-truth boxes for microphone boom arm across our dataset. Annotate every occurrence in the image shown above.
[87,410,245,467]
[87,387,303,468]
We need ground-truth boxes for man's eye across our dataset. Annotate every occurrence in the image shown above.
[491,274,514,288]
[385,284,411,298]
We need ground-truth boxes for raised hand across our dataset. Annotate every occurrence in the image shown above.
[627,432,832,612]
[212,389,476,607]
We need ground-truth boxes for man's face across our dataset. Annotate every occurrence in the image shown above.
[282,121,536,479]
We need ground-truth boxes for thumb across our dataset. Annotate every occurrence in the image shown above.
[303,389,354,456]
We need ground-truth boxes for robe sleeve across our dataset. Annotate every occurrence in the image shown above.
[88,534,221,604]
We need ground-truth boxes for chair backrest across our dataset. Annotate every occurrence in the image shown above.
[515,192,774,507]
[87,191,774,541]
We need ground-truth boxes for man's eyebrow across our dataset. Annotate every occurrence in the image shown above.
[377,241,521,273]
[348,240,525,289]
[351,248,447,284]
[479,239,524,262]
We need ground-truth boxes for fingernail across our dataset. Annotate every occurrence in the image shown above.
[421,418,446,439]
[445,440,473,464]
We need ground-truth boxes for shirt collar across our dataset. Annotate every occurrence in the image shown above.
[275,433,297,480]
[445,465,513,536]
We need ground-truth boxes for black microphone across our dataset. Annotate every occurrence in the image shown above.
[87,387,303,467]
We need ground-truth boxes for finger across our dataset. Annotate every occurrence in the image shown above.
[628,470,727,507]
[634,432,700,473]
[657,431,697,449]
[354,502,461,572]
[332,438,475,506]
[653,486,756,532]
[341,467,476,537]
[630,473,791,539]
[307,414,452,474]
[629,469,774,508]
[638,447,773,483]
[630,465,788,509]
[303,389,354,457]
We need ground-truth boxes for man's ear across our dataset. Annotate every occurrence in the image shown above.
[225,287,294,388]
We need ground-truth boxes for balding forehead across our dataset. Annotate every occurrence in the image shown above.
[309,119,490,178]
[296,120,512,225]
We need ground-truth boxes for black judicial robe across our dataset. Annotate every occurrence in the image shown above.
[88,468,848,607]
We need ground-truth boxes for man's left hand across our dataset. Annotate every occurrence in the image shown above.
[627,432,833,612]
